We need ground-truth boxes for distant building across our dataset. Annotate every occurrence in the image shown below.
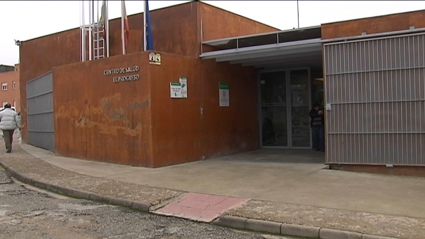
[0,64,15,73]
[0,64,20,111]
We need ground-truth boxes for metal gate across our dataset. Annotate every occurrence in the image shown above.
[26,72,55,151]
[324,32,425,166]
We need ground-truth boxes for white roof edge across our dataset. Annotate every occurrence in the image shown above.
[200,38,322,59]
[322,27,425,45]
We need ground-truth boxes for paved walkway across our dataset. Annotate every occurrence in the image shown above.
[1,143,425,239]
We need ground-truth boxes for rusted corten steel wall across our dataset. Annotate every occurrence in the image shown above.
[149,55,259,167]
[107,2,199,57]
[102,2,278,58]
[21,1,279,167]
[199,3,279,41]
[53,52,153,166]
[19,2,199,145]
[20,29,81,142]
[146,2,274,167]
[198,60,259,160]
[321,10,425,39]
[20,2,278,145]
[149,54,200,167]
[52,51,259,167]
[106,1,279,56]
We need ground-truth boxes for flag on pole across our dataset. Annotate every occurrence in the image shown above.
[121,0,130,54]
[99,0,109,57]
[99,0,106,26]
[144,0,154,51]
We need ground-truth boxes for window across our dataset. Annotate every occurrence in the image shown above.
[12,81,16,90]
[2,83,7,91]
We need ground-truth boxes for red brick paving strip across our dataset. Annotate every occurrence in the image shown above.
[154,193,247,222]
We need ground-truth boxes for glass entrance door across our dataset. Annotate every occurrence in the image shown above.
[289,69,311,147]
[260,71,288,146]
[260,69,311,148]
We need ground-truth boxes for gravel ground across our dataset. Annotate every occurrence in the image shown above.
[0,169,300,239]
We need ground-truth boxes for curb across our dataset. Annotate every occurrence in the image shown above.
[0,161,151,213]
[0,162,33,185]
[213,215,398,239]
[0,161,398,239]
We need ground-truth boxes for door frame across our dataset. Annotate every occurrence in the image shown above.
[258,67,312,149]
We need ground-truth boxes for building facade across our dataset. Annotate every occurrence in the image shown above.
[0,65,15,73]
[0,64,20,110]
[17,1,425,175]
[19,1,277,167]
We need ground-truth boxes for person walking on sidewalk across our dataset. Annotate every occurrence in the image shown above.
[0,103,21,153]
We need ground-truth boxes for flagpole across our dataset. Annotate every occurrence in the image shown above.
[89,0,92,60]
[105,0,109,57]
[97,0,99,27]
[121,0,125,54]
[143,0,147,51]
[82,1,86,61]
[96,0,100,59]
[297,0,300,28]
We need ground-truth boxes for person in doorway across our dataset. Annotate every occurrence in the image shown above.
[0,103,21,153]
[262,116,275,145]
[309,103,324,152]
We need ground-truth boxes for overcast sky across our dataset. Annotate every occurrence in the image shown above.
[1,1,424,65]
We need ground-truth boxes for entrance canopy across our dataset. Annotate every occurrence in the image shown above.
[200,26,323,69]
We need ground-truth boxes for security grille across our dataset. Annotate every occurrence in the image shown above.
[26,72,55,151]
[324,32,425,166]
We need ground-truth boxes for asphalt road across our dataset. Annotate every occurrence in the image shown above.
[0,168,300,239]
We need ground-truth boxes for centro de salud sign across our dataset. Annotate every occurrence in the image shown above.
[104,66,140,83]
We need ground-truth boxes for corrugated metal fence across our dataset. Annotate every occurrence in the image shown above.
[26,72,55,151]
[324,32,425,166]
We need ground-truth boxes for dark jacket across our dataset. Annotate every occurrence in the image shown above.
[309,108,324,127]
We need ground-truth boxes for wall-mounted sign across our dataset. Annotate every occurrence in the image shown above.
[104,66,139,76]
[170,82,182,98]
[170,77,188,98]
[104,66,140,83]
[219,82,229,107]
[112,75,140,83]
[179,77,187,98]
[149,52,161,65]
